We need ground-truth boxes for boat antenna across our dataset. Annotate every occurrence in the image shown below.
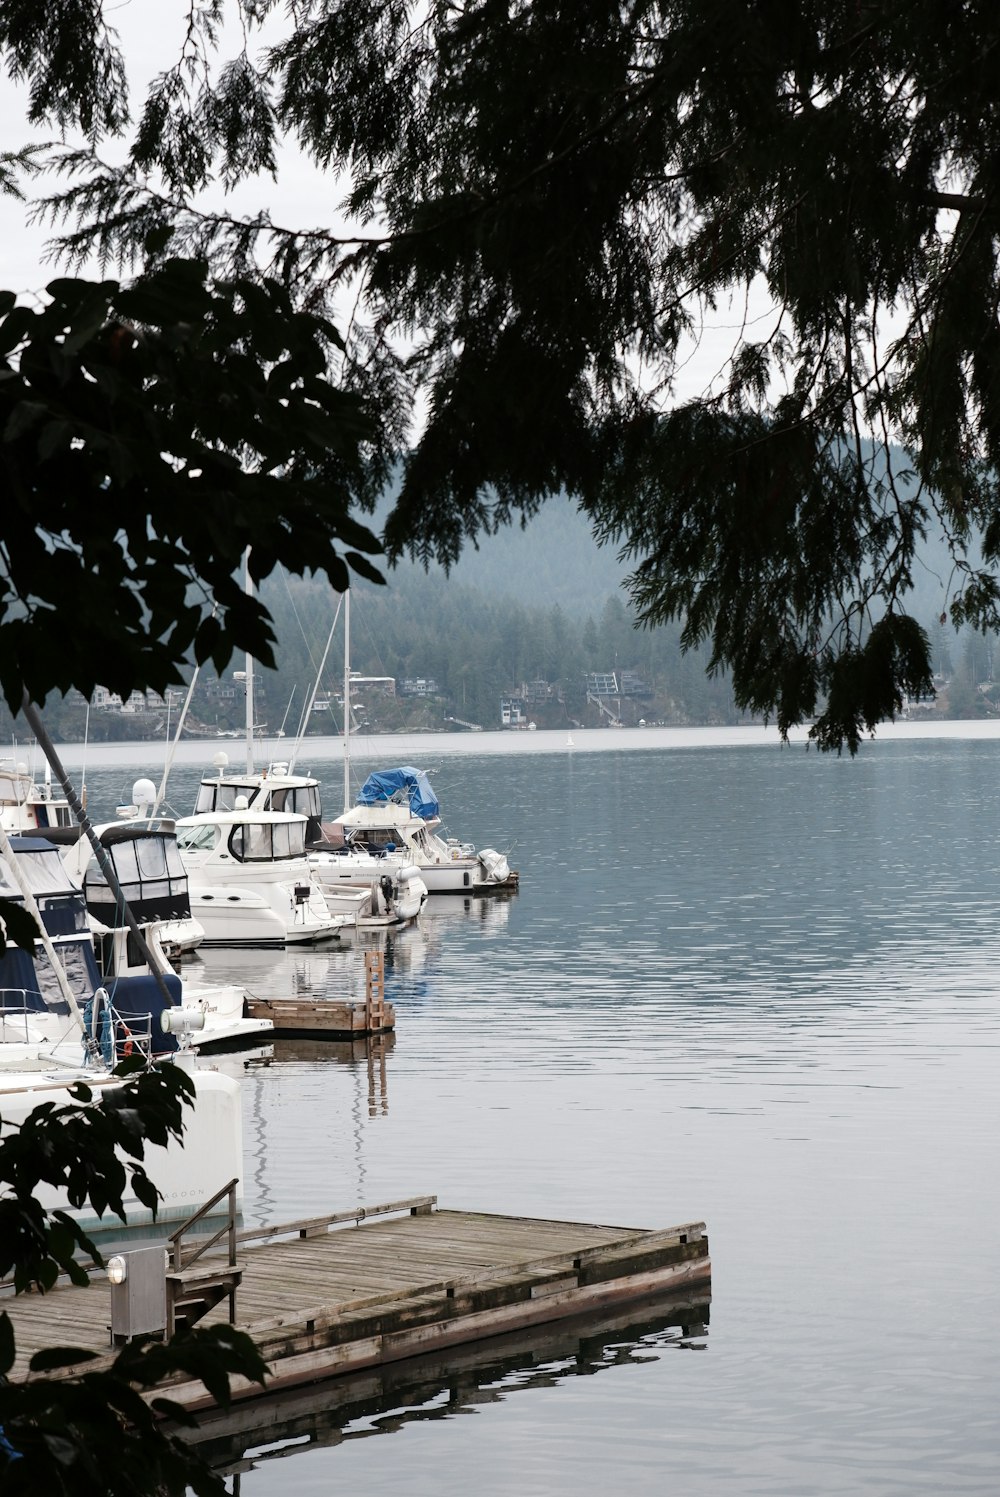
[289,595,343,773]
[20,694,179,1016]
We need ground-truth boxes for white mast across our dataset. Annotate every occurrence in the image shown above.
[244,549,255,775]
[342,589,351,813]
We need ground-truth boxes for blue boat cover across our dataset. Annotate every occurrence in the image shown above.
[356,767,440,820]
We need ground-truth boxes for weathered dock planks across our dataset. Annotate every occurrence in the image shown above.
[3,1197,710,1413]
[242,996,395,1038]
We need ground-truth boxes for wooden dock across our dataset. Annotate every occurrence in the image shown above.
[244,949,394,1038]
[4,1197,710,1413]
[243,995,395,1038]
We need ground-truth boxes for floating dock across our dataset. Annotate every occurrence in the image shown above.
[244,949,395,1038]
[243,995,395,1039]
[4,1197,710,1414]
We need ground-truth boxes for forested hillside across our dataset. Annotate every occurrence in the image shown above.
[3,485,994,744]
[374,492,628,613]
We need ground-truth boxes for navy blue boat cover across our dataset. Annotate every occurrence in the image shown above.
[356,767,440,819]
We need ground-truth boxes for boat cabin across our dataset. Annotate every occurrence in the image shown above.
[195,769,324,844]
[177,811,311,863]
[0,836,179,1049]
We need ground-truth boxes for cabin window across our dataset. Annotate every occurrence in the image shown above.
[263,786,321,819]
[228,821,305,861]
[194,783,241,814]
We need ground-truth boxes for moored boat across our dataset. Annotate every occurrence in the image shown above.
[322,767,516,895]
[174,805,353,947]
[0,757,77,838]
[3,830,272,1054]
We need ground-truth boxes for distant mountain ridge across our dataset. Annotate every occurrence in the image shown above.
[381,494,628,615]
[377,472,960,626]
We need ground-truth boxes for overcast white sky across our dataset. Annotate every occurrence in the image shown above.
[0,1,769,408]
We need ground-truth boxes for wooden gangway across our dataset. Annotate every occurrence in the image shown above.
[4,1196,710,1412]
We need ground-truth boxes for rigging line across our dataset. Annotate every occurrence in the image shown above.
[154,662,202,818]
[289,595,343,774]
[277,563,325,680]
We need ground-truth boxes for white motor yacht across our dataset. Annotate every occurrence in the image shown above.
[325,768,516,895]
[174,804,353,947]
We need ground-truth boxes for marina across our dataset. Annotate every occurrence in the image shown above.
[4,726,1000,1494]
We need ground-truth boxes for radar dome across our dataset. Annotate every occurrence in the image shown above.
[132,777,156,808]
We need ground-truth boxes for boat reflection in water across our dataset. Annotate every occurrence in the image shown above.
[420,891,515,936]
[181,1291,709,1481]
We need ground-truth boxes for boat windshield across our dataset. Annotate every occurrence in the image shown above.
[177,823,222,852]
[355,826,407,850]
[227,820,305,861]
[86,832,191,922]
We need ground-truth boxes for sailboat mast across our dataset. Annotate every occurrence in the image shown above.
[342,589,351,813]
[245,550,255,774]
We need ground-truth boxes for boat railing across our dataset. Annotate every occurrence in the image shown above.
[110,1006,153,1064]
[0,993,46,1041]
[86,989,155,1067]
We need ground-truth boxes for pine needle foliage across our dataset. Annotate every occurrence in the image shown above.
[6,1,1000,747]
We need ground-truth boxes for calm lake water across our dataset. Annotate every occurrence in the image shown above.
[61,728,1000,1494]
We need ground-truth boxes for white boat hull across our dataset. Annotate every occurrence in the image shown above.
[1,1056,244,1232]
[187,884,349,947]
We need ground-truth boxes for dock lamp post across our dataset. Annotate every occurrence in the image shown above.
[107,1246,168,1345]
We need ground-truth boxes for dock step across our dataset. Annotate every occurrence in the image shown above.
[166,1266,243,1335]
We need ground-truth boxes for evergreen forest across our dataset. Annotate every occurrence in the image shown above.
[3,498,998,747]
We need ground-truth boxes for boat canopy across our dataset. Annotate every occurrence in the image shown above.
[356,768,440,820]
[85,827,192,925]
[4,836,92,937]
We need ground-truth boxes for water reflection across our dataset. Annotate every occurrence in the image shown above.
[185,1291,710,1489]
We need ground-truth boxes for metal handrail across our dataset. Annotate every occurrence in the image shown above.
[165,1176,239,1273]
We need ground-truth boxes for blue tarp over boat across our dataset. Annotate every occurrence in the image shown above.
[356,767,440,820]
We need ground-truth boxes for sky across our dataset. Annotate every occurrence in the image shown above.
[0,2,771,409]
